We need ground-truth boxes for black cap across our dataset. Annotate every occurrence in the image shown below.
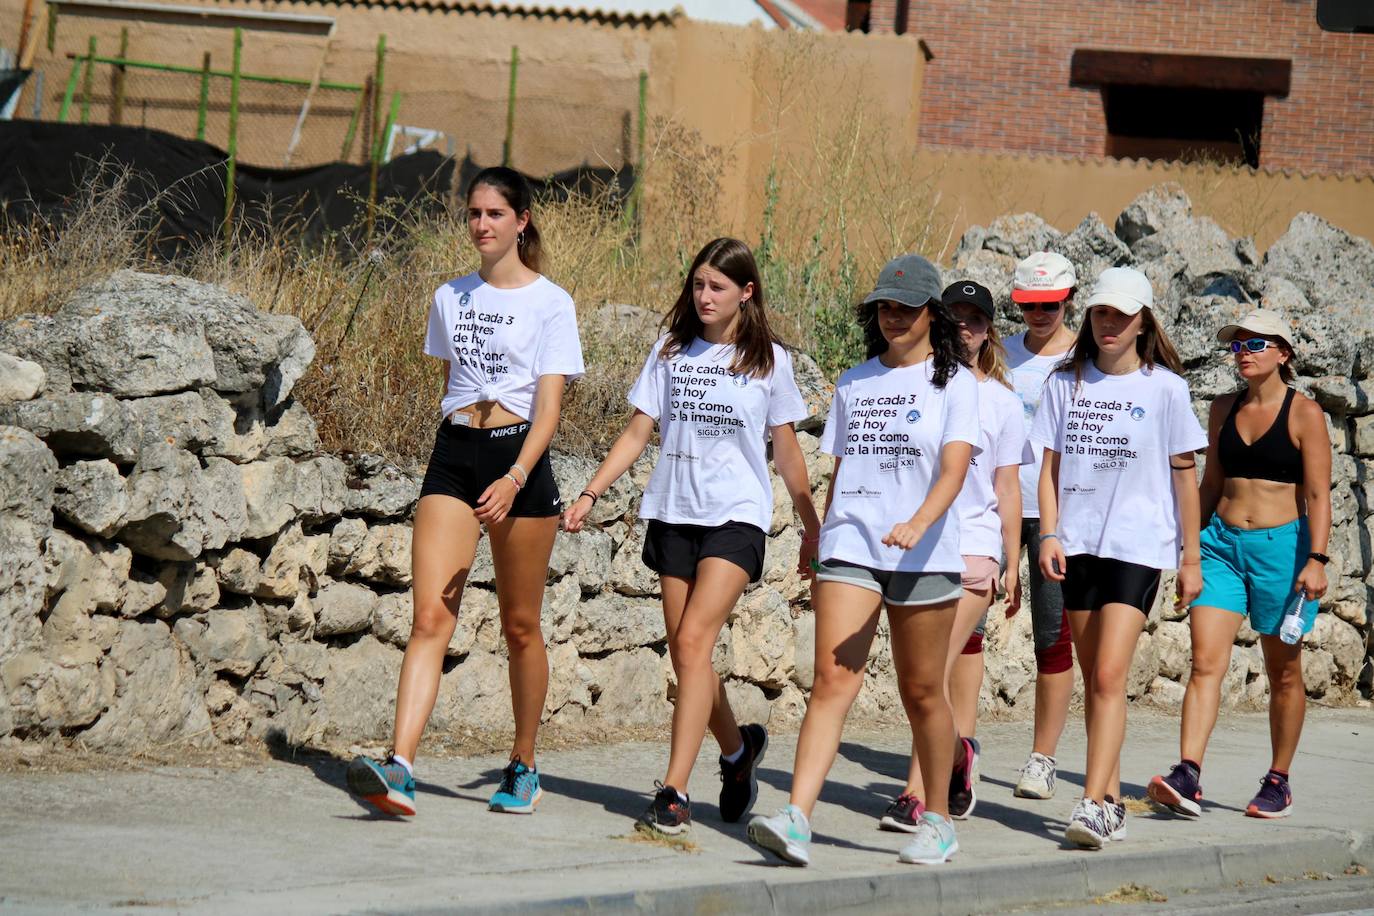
[942,280,995,321]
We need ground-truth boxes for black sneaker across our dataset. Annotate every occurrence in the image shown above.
[949,736,978,820]
[878,793,926,833]
[719,723,768,823]
[636,781,692,837]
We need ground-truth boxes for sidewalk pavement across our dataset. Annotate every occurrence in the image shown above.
[1,708,1370,914]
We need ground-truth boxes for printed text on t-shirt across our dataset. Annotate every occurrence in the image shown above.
[844,394,925,471]
[669,363,747,435]
[450,304,514,377]
[1064,396,1145,470]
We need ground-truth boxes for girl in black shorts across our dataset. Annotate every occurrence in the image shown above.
[1031,267,1206,848]
[563,238,819,841]
[347,167,584,817]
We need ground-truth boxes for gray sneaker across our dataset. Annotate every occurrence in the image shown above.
[897,812,959,865]
[747,804,811,866]
[1014,752,1057,799]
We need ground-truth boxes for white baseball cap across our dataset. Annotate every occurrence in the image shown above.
[1216,307,1294,349]
[1085,267,1153,316]
[1012,252,1077,302]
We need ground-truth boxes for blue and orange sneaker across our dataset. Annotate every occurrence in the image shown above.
[1148,760,1202,817]
[346,754,416,816]
[489,757,542,814]
[1246,771,1293,819]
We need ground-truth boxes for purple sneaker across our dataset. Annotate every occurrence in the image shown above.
[1246,772,1293,819]
[1148,761,1202,817]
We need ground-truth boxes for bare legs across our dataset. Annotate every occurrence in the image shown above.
[1068,604,1145,802]
[394,495,557,766]
[1178,605,1244,765]
[786,581,956,819]
[661,558,749,793]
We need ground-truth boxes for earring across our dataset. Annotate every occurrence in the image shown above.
[517,231,525,246]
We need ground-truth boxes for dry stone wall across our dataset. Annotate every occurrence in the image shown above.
[1,185,1371,752]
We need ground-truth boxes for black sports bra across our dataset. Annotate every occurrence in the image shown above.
[1217,388,1303,484]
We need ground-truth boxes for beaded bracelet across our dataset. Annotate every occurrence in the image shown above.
[503,473,524,490]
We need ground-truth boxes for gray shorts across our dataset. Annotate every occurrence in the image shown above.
[815,559,963,607]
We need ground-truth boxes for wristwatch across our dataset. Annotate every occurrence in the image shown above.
[1308,552,1330,565]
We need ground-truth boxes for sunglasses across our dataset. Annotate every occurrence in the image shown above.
[1018,302,1062,313]
[1228,338,1279,354]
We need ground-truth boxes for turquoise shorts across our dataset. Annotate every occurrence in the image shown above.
[1193,515,1313,637]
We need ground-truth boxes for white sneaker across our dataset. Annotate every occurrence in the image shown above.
[1014,752,1057,799]
[1064,797,1112,849]
[1104,795,1127,841]
[897,812,959,865]
[747,804,811,866]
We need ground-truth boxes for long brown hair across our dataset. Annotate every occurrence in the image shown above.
[1056,306,1185,383]
[467,166,542,273]
[972,322,1013,389]
[660,238,780,378]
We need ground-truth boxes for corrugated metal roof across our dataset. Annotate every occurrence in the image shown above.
[252,0,814,28]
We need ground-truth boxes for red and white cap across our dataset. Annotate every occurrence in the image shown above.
[1012,252,1077,303]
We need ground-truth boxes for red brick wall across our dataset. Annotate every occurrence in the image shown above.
[866,0,1374,175]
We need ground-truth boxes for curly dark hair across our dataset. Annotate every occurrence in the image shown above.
[858,296,968,388]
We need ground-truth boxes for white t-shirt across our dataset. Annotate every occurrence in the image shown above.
[424,273,585,421]
[629,337,808,531]
[1005,332,1071,519]
[1029,364,1208,570]
[818,357,980,573]
[954,377,1028,560]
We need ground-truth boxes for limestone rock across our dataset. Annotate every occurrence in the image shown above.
[583,647,671,726]
[1309,613,1365,684]
[541,575,580,645]
[53,460,128,537]
[262,400,321,458]
[61,271,315,407]
[550,452,633,524]
[791,351,833,433]
[571,594,662,654]
[608,522,659,597]
[544,642,594,717]
[0,315,74,394]
[0,351,45,403]
[1153,620,1192,681]
[723,679,771,729]
[343,457,420,518]
[1302,648,1336,697]
[1261,277,1358,378]
[1262,212,1374,316]
[78,619,215,750]
[214,548,262,596]
[1048,213,1134,283]
[305,636,403,741]
[547,525,613,593]
[255,523,328,600]
[1126,632,1159,699]
[982,213,1062,259]
[371,592,413,650]
[173,607,272,677]
[0,393,140,463]
[156,562,220,616]
[327,517,369,574]
[0,642,110,733]
[200,390,267,463]
[119,444,247,560]
[240,456,346,539]
[1132,216,1243,292]
[432,649,509,733]
[1115,183,1192,246]
[126,392,213,452]
[728,589,795,690]
[314,581,379,637]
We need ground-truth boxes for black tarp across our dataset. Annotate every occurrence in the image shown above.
[0,120,630,259]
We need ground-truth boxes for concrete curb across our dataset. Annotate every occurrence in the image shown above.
[436,829,1370,916]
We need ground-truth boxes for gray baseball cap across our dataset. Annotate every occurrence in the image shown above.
[861,254,942,309]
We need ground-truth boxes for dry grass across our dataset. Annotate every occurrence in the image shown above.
[1093,883,1168,904]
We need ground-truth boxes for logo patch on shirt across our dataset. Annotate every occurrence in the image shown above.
[730,373,748,388]
[459,291,471,306]
[906,409,921,423]
[839,485,883,499]
[1130,406,1146,421]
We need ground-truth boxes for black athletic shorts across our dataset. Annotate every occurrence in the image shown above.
[642,519,766,583]
[1061,554,1162,614]
[418,420,562,518]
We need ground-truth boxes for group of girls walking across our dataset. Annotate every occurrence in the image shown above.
[346,167,1333,863]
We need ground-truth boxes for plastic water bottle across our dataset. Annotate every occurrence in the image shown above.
[1278,591,1308,645]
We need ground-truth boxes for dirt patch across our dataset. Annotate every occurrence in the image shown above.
[1094,883,1167,904]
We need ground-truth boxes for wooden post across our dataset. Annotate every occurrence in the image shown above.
[110,27,129,125]
[196,52,211,141]
[17,0,37,64]
[223,26,242,247]
[283,34,333,167]
[79,35,95,124]
[366,33,386,240]
[46,3,58,53]
[502,45,518,167]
